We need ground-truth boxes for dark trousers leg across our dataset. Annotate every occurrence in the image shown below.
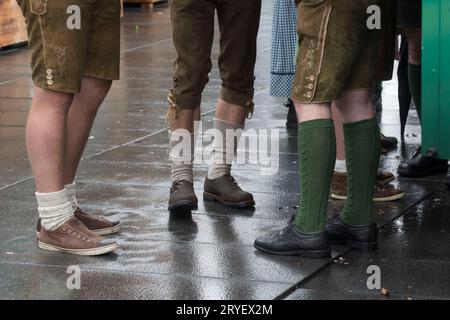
[398,36,412,138]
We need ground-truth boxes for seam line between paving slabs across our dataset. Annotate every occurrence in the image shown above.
[273,184,447,300]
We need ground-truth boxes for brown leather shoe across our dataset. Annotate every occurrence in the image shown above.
[380,133,398,153]
[38,217,119,256]
[36,207,121,238]
[331,171,405,202]
[168,180,198,211]
[376,170,395,185]
[204,175,255,208]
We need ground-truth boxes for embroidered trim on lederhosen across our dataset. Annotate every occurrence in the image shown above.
[294,1,332,103]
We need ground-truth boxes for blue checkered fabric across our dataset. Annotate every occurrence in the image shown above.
[270,0,298,98]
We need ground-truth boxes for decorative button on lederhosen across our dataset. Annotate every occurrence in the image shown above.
[46,69,54,85]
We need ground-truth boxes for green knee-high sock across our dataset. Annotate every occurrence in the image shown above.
[341,118,380,225]
[408,63,422,121]
[294,119,336,233]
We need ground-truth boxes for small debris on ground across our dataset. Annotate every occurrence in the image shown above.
[333,256,348,264]
[380,288,390,297]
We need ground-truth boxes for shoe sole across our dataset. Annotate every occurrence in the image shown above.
[331,191,406,202]
[397,166,448,178]
[168,200,198,212]
[331,239,377,251]
[254,243,331,258]
[38,241,119,256]
[203,192,255,208]
[35,222,122,239]
[94,222,122,236]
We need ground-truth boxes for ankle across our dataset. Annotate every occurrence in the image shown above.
[36,189,75,231]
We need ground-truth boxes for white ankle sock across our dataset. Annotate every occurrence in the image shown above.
[64,182,78,211]
[36,189,75,231]
[207,118,244,180]
[334,159,347,173]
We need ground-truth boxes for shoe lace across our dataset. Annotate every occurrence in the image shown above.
[76,208,87,217]
[171,180,183,193]
[374,183,393,193]
[411,146,421,159]
[224,175,244,192]
[278,214,296,234]
[226,175,238,185]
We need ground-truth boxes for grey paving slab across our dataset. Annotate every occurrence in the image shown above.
[0,263,290,300]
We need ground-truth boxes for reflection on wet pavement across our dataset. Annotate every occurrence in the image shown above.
[0,1,449,300]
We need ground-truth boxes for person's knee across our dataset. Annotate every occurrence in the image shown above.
[85,77,113,101]
[334,90,374,122]
[33,87,74,113]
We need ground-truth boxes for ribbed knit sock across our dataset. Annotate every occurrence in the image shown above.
[36,189,75,230]
[170,129,195,184]
[207,118,244,180]
[64,182,78,211]
[294,119,336,233]
[408,63,422,121]
[341,118,380,225]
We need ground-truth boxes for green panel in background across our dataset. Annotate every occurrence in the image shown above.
[422,0,450,160]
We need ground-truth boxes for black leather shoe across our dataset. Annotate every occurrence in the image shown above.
[398,146,448,178]
[326,214,377,250]
[254,218,331,258]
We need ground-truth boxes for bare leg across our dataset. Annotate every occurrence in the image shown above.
[333,90,374,122]
[64,77,112,184]
[215,98,246,125]
[170,108,197,132]
[295,102,332,122]
[404,27,421,65]
[332,103,345,161]
[26,87,73,193]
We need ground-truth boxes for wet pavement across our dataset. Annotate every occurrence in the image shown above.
[1,1,449,300]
